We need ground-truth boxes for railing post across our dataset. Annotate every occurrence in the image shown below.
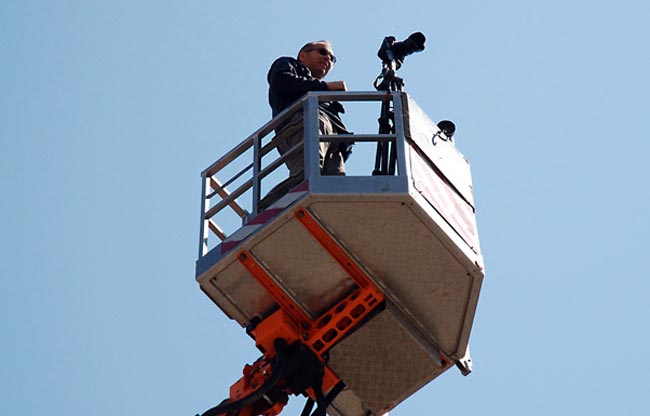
[304,95,319,182]
[392,92,409,177]
[252,133,261,218]
[198,174,210,258]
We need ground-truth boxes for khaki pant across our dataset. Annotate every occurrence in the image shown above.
[275,111,345,178]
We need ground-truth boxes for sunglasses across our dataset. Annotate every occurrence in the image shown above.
[307,47,337,63]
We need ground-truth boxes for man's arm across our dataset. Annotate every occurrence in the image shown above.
[325,81,347,91]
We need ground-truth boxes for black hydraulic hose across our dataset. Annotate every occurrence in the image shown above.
[310,381,345,416]
[300,398,315,416]
[198,340,291,416]
[310,381,327,416]
[324,381,345,404]
[197,356,285,416]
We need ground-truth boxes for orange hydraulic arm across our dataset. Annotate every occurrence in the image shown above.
[196,208,385,416]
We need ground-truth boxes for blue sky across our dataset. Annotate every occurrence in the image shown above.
[2,1,649,415]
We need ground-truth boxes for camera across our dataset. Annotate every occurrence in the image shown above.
[374,32,426,91]
[377,32,426,69]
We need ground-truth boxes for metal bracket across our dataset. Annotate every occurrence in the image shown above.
[454,344,473,376]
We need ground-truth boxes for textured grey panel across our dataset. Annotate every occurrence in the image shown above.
[251,217,356,318]
[310,200,473,355]
[328,309,443,415]
[206,258,276,327]
[327,389,366,416]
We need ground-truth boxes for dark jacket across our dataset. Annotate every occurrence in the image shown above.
[267,56,349,134]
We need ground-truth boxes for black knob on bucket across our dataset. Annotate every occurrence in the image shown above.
[436,120,456,139]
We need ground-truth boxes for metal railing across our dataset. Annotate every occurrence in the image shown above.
[198,91,406,258]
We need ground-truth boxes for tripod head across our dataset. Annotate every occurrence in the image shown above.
[374,62,404,92]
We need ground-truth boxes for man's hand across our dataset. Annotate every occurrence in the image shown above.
[326,81,347,91]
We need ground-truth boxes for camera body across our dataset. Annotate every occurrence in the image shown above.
[377,32,426,69]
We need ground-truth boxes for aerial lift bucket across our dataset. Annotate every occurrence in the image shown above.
[195,91,484,416]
